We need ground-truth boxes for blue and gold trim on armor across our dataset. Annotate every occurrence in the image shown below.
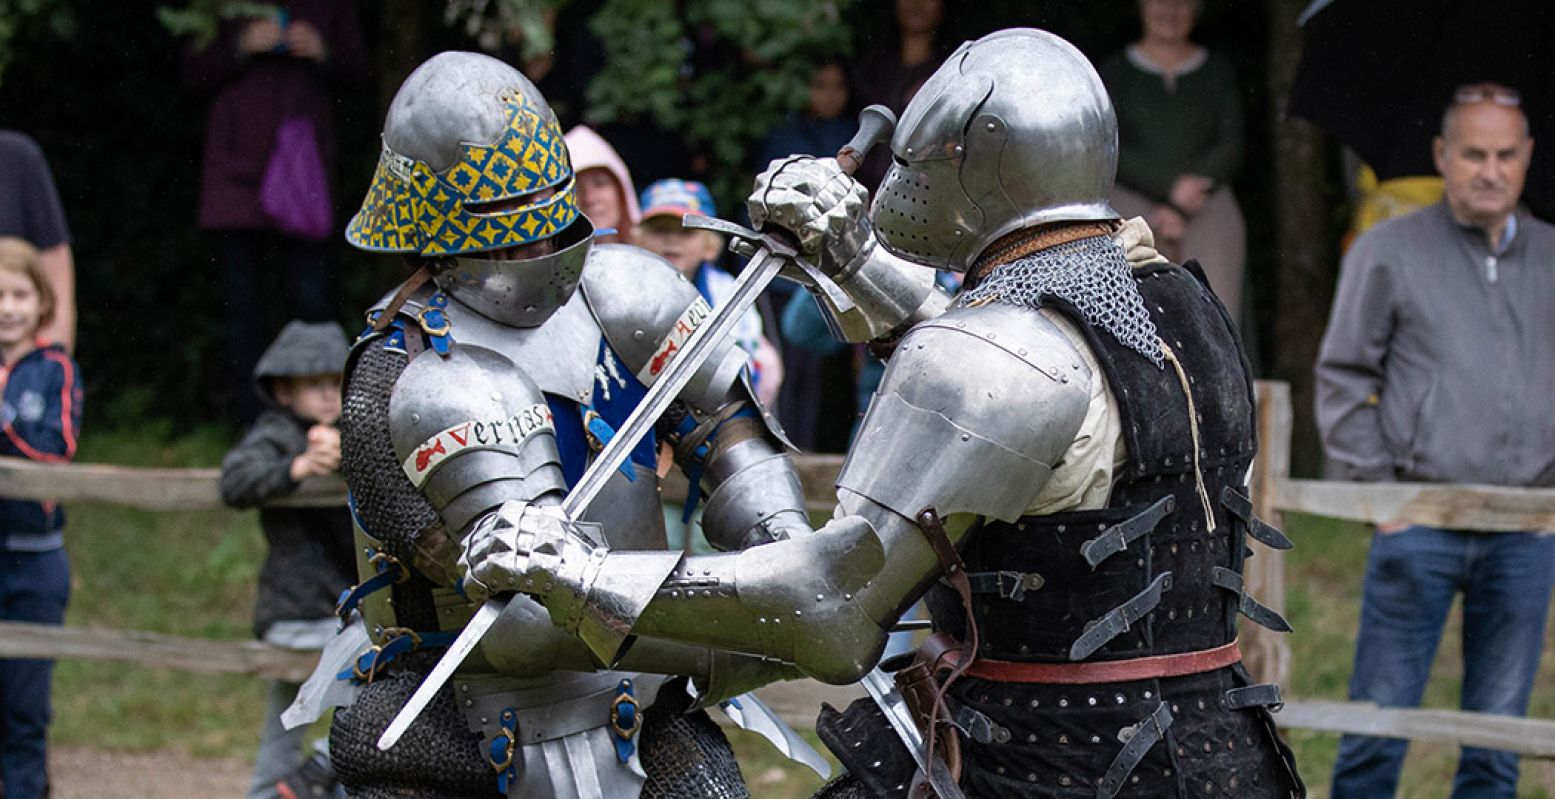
[346,95,579,256]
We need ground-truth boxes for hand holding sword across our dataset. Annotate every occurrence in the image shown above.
[375,105,898,751]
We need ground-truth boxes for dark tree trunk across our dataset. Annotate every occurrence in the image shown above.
[1266,0,1339,477]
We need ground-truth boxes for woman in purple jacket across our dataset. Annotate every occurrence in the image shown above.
[184,1,366,426]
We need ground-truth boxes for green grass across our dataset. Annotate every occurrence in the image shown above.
[46,430,1555,796]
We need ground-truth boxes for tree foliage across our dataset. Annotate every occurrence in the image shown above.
[0,0,75,86]
[585,0,854,208]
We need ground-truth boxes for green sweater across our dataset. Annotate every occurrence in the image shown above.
[1099,47,1244,204]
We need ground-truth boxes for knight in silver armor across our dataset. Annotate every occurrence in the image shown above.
[323,51,816,798]
[462,28,1304,799]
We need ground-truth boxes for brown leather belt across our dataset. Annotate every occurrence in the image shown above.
[946,640,1242,685]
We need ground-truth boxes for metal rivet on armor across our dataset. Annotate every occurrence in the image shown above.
[1027,732,1037,743]
[480,716,487,724]
[843,593,853,601]
[1059,775,1072,786]
[757,617,766,624]
[1172,704,1181,713]
[1028,773,1039,783]
[961,434,970,442]
[460,684,469,693]
[670,590,680,598]
[906,147,914,156]
[410,413,420,423]
[1197,699,1207,710]
[1171,543,1179,554]
[464,699,473,707]
[1164,456,1173,466]
[702,589,712,598]
[816,594,825,602]
[1056,524,1065,533]
[1115,693,1125,704]
[1018,348,1027,356]
[633,329,645,340]
[1177,746,1186,755]
[986,332,996,341]
[1017,523,1026,531]
[1030,698,1040,707]
[1164,769,1173,777]
[1168,609,1177,620]
[1087,696,1097,706]
[1060,375,1069,383]
[1058,698,1069,708]
[986,122,997,132]
[872,760,882,768]
[1136,558,1145,568]
[1091,734,1102,744]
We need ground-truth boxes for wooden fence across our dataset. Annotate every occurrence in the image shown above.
[2,380,1554,759]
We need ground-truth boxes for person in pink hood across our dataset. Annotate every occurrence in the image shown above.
[564,125,639,244]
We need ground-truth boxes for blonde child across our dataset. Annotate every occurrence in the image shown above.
[0,236,81,799]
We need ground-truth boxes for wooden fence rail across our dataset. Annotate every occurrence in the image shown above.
[4,380,1555,758]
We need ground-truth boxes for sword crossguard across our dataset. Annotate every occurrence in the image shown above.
[681,214,798,258]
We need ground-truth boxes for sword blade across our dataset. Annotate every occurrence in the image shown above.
[377,598,506,750]
[858,668,967,799]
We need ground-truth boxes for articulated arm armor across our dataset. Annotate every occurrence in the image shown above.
[467,304,1093,684]
[581,243,812,550]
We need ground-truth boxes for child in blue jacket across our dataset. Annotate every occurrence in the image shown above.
[0,236,81,799]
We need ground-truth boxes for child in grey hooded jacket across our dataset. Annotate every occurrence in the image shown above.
[220,320,353,799]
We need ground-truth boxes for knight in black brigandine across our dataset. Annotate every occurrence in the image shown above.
[458,28,1306,799]
[325,51,822,798]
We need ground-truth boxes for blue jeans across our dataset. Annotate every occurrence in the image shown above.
[0,548,71,799]
[1330,527,1555,799]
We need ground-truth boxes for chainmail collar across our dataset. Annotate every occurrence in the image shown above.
[956,233,1165,367]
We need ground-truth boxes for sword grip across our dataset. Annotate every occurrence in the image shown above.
[836,104,897,176]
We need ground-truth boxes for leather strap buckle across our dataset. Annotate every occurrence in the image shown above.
[1211,567,1292,632]
[1069,572,1172,661]
[966,570,1044,601]
[1080,495,1175,567]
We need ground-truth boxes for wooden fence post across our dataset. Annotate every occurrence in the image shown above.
[1244,381,1293,687]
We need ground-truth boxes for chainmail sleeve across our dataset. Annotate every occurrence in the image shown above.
[338,337,444,632]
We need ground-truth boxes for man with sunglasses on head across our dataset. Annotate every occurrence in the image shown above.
[1318,82,1555,798]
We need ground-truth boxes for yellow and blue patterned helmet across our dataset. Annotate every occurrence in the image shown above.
[346,52,582,257]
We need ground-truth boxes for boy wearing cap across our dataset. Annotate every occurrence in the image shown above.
[220,320,355,799]
[635,179,783,405]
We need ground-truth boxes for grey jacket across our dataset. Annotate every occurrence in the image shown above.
[1315,201,1555,487]
[220,409,356,638]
